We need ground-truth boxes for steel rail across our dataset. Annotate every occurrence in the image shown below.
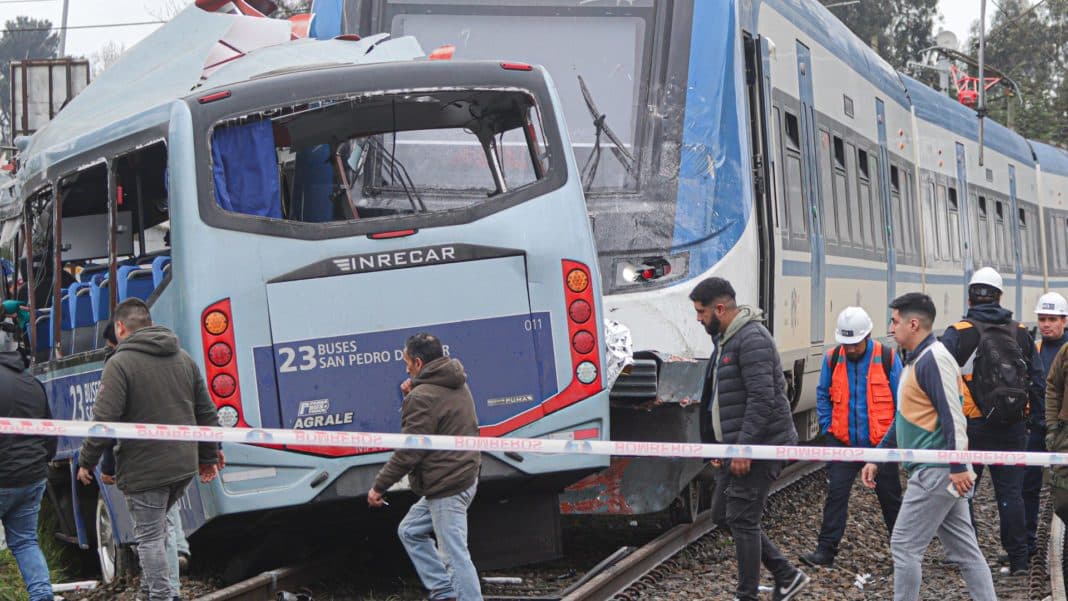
[1051,514,1066,601]
[560,461,824,601]
[192,564,312,601]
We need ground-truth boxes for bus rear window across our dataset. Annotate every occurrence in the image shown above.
[209,88,550,223]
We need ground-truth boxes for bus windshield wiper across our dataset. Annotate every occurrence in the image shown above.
[577,74,636,191]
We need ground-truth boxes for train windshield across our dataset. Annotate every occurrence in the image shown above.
[383,0,655,192]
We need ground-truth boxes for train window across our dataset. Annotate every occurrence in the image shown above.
[773,109,786,228]
[784,112,800,150]
[890,166,900,193]
[843,95,854,118]
[935,184,949,260]
[923,182,938,263]
[948,187,961,262]
[868,154,884,254]
[833,136,845,168]
[891,192,905,253]
[845,142,863,249]
[857,149,870,179]
[833,168,850,247]
[818,131,836,246]
[785,155,806,240]
[994,200,1006,267]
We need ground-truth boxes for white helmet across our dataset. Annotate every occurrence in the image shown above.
[969,267,1003,292]
[1035,292,1068,317]
[835,306,873,344]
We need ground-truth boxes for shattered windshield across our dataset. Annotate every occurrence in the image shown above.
[386,5,648,192]
[208,88,550,223]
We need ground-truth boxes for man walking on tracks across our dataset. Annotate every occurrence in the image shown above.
[862,292,995,601]
[940,267,1043,575]
[0,313,56,601]
[800,307,902,568]
[689,277,809,601]
[1026,293,1068,555]
[77,298,223,601]
[368,333,482,601]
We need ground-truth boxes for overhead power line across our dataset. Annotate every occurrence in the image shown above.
[0,20,165,34]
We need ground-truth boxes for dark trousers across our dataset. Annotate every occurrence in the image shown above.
[816,458,902,553]
[1023,428,1045,554]
[711,459,794,601]
[968,419,1028,567]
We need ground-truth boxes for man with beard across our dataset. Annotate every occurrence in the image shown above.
[800,307,902,568]
[690,277,808,601]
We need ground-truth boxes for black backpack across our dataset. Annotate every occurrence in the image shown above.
[967,319,1029,426]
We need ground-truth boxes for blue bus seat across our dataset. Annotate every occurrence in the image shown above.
[33,309,52,362]
[91,278,111,348]
[79,264,108,283]
[58,291,73,355]
[118,266,154,301]
[69,282,96,354]
[152,256,171,288]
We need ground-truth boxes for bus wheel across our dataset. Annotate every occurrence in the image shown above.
[670,480,703,525]
[95,495,135,583]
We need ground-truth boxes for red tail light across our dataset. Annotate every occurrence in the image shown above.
[201,299,247,428]
[501,62,533,71]
[542,260,602,413]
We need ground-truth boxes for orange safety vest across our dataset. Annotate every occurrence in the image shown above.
[827,341,896,447]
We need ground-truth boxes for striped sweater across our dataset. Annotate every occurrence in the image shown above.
[878,334,969,474]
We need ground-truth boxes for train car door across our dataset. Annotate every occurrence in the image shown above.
[875,99,896,309]
[1008,164,1023,313]
[745,32,774,329]
[795,41,825,344]
[955,142,974,301]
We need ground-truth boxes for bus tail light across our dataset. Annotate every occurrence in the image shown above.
[201,299,248,428]
[542,260,603,413]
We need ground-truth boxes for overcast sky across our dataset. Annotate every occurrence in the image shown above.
[0,0,993,62]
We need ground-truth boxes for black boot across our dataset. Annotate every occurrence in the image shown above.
[799,547,835,567]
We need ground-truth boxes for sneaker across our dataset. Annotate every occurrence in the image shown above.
[800,548,834,568]
[772,569,811,601]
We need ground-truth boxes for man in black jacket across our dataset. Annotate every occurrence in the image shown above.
[690,277,808,601]
[0,316,56,601]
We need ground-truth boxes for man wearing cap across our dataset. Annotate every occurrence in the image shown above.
[941,267,1044,575]
[1035,294,1068,532]
[800,307,902,568]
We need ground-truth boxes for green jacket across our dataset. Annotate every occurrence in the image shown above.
[373,357,481,499]
[79,325,220,493]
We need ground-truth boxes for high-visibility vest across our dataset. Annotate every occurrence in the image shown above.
[827,341,896,447]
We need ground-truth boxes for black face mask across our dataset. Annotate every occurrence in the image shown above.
[705,315,721,336]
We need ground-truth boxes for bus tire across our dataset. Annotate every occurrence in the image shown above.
[95,495,136,583]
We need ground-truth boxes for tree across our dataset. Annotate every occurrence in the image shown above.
[822,0,941,71]
[965,0,1068,144]
[0,17,60,144]
[88,41,126,79]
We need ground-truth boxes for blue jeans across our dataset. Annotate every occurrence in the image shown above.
[968,419,1028,568]
[0,479,53,601]
[398,482,482,601]
[125,479,189,601]
[1023,427,1045,554]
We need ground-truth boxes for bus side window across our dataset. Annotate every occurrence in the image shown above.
[57,162,114,356]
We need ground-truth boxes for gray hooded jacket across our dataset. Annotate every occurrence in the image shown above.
[79,325,220,493]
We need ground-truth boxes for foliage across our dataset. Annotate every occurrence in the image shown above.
[0,17,60,145]
[274,0,314,19]
[821,0,941,71]
[969,0,1068,144]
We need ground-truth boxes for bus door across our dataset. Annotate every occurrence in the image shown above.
[795,41,825,344]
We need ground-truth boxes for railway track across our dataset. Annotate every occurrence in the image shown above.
[192,462,823,601]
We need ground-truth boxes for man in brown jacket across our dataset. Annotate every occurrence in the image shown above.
[77,298,222,601]
[1046,341,1068,524]
[368,333,482,601]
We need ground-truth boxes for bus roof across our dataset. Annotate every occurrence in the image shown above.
[7,5,424,214]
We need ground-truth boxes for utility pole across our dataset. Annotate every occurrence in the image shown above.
[978,0,987,166]
[58,0,69,56]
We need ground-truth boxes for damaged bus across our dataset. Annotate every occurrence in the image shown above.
[0,3,609,579]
